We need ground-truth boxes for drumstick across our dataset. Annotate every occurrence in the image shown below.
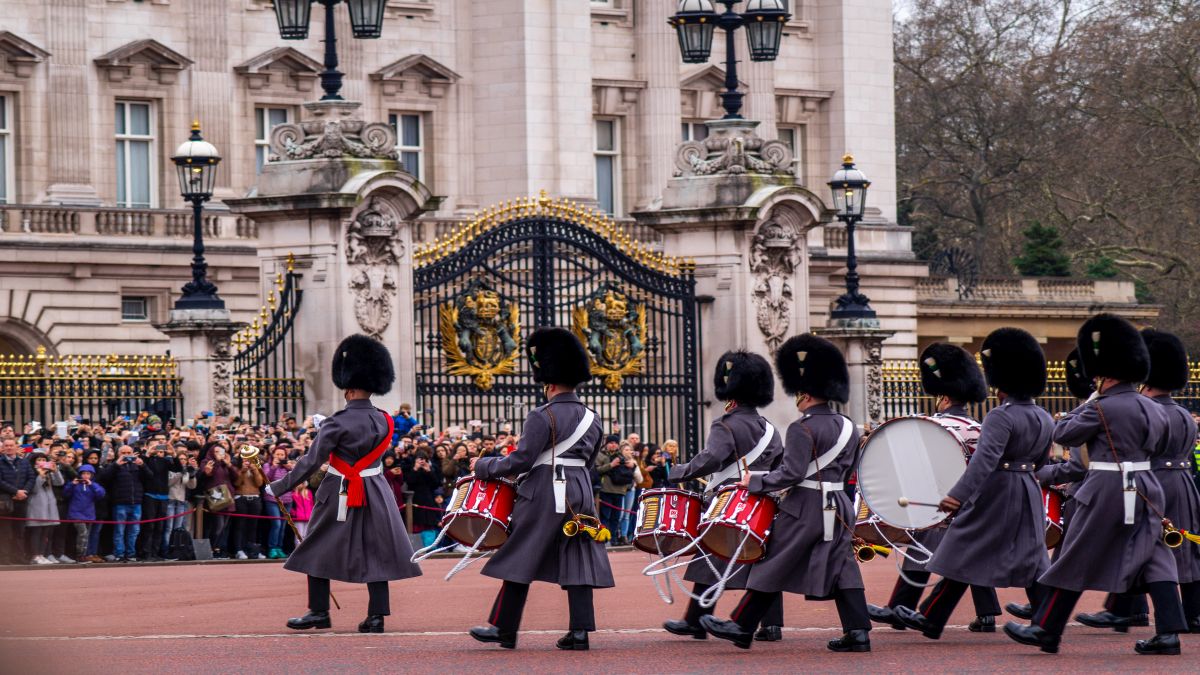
[897,497,941,508]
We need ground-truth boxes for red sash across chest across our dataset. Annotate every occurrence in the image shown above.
[328,410,395,509]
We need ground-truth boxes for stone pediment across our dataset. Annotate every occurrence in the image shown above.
[370,54,460,98]
[680,65,746,92]
[94,39,192,85]
[234,47,322,93]
[0,31,49,79]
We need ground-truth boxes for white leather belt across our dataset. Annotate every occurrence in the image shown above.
[532,453,588,469]
[327,465,383,479]
[327,465,382,521]
[800,480,844,542]
[1089,461,1150,524]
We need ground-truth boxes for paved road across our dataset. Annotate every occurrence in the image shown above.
[0,550,1190,673]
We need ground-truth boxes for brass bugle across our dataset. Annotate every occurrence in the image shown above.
[853,540,892,563]
[238,443,262,466]
[1163,519,1184,549]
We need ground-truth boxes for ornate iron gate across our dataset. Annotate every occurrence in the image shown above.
[412,194,700,455]
[232,256,305,424]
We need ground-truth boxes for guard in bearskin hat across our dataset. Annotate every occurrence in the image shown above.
[469,327,613,651]
[869,343,1002,633]
[1006,314,1188,655]
[1068,330,1200,635]
[701,335,872,653]
[894,329,1054,641]
[661,351,785,642]
[270,334,422,634]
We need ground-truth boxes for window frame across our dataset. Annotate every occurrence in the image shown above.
[681,120,710,143]
[0,94,12,205]
[254,105,292,175]
[114,100,158,209]
[594,117,621,216]
[777,124,806,185]
[120,295,150,323]
[388,112,425,182]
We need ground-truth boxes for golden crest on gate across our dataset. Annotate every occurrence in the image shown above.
[439,280,520,391]
[572,283,647,391]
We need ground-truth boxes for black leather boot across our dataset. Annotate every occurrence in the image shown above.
[1005,602,1033,620]
[867,603,907,630]
[827,629,871,653]
[1134,633,1181,655]
[1076,610,1149,633]
[699,615,753,649]
[556,630,590,651]
[469,625,517,649]
[754,625,783,642]
[969,615,996,633]
[1003,621,1061,654]
[894,606,942,640]
[358,615,384,634]
[286,611,331,630]
[663,619,706,639]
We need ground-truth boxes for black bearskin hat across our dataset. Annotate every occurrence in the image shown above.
[526,327,592,387]
[774,334,849,403]
[331,334,394,395]
[919,343,988,404]
[980,328,1046,399]
[1142,329,1190,392]
[1064,349,1095,401]
[1076,313,1149,383]
[713,350,775,408]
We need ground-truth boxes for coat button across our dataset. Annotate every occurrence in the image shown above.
[1166,461,1173,467]
[1003,462,1010,469]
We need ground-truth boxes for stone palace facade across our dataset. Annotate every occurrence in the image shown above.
[0,0,925,368]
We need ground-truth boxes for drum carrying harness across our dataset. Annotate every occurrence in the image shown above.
[705,422,775,493]
[749,415,854,541]
[327,411,395,522]
[533,408,595,514]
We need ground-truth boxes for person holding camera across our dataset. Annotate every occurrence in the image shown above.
[232,450,266,559]
[24,451,64,564]
[48,443,78,563]
[393,404,419,443]
[164,449,197,555]
[64,464,106,563]
[201,441,237,558]
[594,435,634,545]
[100,445,151,562]
[139,442,181,561]
[405,450,444,548]
[261,446,295,559]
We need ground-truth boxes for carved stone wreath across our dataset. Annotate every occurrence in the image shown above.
[673,121,793,177]
[346,199,405,338]
[270,119,398,161]
[207,333,234,416]
[750,221,803,353]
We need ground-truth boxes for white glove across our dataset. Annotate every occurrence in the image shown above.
[312,414,327,429]
[263,484,275,498]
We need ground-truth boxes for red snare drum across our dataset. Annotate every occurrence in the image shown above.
[698,485,776,563]
[1043,487,1065,549]
[440,476,517,550]
[634,488,702,555]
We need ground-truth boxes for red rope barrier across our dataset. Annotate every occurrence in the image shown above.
[0,507,299,525]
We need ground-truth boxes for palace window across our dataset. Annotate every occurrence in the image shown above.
[778,125,806,184]
[388,112,423,181]
[121,296,149,322]
[595,118,620,215]
[114,101,155,208]
[254,106,291,174]
[681,121,709,142]
[0,94,11,205]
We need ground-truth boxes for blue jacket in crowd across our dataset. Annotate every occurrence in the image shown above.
[63,479,107,521]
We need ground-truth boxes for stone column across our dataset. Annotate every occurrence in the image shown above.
[813,325,895,429]
[157,309,243,418]
[634,0,681,210]
[42,0,101,205]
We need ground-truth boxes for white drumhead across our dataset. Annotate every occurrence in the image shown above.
[858,417,968,530]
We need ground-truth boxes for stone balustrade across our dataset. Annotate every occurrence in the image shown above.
[820,222,912,254]
[0,204,257,240]
[920,275,1140,304]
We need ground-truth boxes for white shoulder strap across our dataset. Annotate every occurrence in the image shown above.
[706,422,775,493]
[554,409,595,456]
[803,416,854,480]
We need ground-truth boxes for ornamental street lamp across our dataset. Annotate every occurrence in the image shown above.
[272,0,388,101]
[171,122,224,310]
[669,0,790,119]
[827,155,875,320]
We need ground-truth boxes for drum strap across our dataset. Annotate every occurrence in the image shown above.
[800,417,853,542]
[705,422,775,493]
[802,417,855,481]
[534,408,595,514]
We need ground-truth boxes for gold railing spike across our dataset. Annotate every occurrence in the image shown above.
[286,252,296,273]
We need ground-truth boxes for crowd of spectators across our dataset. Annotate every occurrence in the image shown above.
[0,402,677,565]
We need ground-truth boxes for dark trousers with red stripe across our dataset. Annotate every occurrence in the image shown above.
[308,576,390,615]
[1033,582,1187,636]
[683,583,783,628]
[919,577,1039,629]
[488,580,595,632]
[733,588,869,633]
[890,573,1002,616]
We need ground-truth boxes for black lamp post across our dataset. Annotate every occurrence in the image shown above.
[171,122,224,310]
[272,0,388,101]
[669,0,790,119]
[828,155,875,320]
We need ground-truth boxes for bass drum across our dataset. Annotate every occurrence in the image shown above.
[856,415,979,534]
